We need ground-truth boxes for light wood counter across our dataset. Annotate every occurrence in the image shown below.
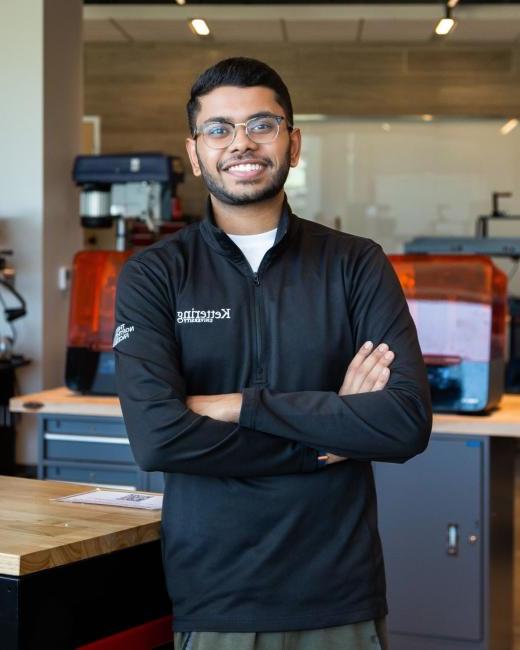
[9,387,520,437]
[0,476,160,577]
[432,394,520,437]
[10,387,122,418]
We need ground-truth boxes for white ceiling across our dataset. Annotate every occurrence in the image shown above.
[83,4,520,44]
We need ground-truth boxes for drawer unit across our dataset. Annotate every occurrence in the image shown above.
[45,418,127,436]
[38,415,164,494]
[44,434,134,463]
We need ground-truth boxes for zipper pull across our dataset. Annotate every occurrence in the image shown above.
[253,273,260,286]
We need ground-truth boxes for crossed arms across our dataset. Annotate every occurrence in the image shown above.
[187,341,395,466]
[114,246,432,478]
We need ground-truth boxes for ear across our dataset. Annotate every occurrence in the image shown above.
[289,128,301,168]
[186,137,202,177]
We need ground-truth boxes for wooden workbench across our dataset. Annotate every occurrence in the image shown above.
[0,476,171,649]
[0,476,160,576]
[10,386,122,418]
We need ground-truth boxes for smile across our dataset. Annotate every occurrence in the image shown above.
[225,163,267,179]
[227,163,264,172]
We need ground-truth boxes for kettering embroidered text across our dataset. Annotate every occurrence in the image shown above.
[177,308,231,324]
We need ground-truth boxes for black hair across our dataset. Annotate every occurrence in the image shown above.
[187,57,293,136]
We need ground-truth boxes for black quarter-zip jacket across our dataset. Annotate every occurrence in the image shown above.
[114,198,432,633]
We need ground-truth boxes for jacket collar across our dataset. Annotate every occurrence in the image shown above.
[200,194,297,261]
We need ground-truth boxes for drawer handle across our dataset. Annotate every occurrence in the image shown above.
[447,523,459,556]
[44,433,130,445]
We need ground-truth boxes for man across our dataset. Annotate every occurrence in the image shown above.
[114,57,432,650]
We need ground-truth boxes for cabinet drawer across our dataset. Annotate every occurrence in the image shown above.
[45,417,127,437]
[45,465,138,489]
[44,433,134,463]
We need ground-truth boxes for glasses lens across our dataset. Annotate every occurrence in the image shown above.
[247,117,279,143]
[202,122,234,148]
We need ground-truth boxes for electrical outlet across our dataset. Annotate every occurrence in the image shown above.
[58,266,71,291]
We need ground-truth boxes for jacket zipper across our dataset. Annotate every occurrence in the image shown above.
[252,272,266,384]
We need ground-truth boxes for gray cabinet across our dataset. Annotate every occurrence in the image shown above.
[374,434,514,650]
[38,415,164,493]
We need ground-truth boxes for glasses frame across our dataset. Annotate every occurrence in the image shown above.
[193,115,293,150]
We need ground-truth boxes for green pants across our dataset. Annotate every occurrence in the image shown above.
[174,619,389,650]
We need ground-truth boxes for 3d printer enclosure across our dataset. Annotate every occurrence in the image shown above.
[66,251,131,394]
[67,251,507,411]
[389,254,507,413]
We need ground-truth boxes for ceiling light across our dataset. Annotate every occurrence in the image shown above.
[447,0,459,7]
[382,123,391,132]
[500,119,519,135]
[190,19,210,36]
[294,114,327,122]
[435,2,456,36]
[422,114,434,122]
[175,0,186,5]
[435,17,455,36]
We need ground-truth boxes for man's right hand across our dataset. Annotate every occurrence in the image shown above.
[322,341,394,466]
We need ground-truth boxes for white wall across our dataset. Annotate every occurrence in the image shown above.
[0,0,83,464]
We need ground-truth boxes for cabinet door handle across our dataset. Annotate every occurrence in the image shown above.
[447,523,459,556]
[44,433,130,445]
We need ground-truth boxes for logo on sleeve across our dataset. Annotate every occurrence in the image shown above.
[113,323,135,347]
[177,308,231,324]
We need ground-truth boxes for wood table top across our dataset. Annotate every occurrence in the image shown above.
[9,387,520,437]
[10,386,122,418]
[0,476,161,577]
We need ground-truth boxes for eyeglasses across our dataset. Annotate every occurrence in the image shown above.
[193,115,293,150]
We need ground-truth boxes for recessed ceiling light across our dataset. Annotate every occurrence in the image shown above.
[500,119,519,135]
[294,114,327,122]
[382,123,391,132]
[190,19,210,36]
[175,0,186,5]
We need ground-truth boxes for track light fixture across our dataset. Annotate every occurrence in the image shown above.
[435,1,456,36]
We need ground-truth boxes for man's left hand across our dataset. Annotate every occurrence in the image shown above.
[186,393,242,423]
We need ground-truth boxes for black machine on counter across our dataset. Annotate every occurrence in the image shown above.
[390,254,507,413]
[66,153,184,395]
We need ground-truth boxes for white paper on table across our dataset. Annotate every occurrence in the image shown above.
[55,489,163,510]
[407,299,491,363]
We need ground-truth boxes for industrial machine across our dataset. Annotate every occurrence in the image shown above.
[0,249,29,473]
[66,153,184,394]
[407,192,520,396]
[73,152,184,250]
[390,254,507,413]
[0,250,27,354]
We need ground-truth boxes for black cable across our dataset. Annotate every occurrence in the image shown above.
[0,279,26,317]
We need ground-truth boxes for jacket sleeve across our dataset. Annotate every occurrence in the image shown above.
[114,257,318,477]
[239,244,432,463]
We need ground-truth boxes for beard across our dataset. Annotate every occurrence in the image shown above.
[196,148,292,206]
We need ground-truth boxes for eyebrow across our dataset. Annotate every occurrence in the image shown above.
[201,111,278,125]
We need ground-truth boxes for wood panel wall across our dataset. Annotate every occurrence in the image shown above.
[84,42,520,216]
